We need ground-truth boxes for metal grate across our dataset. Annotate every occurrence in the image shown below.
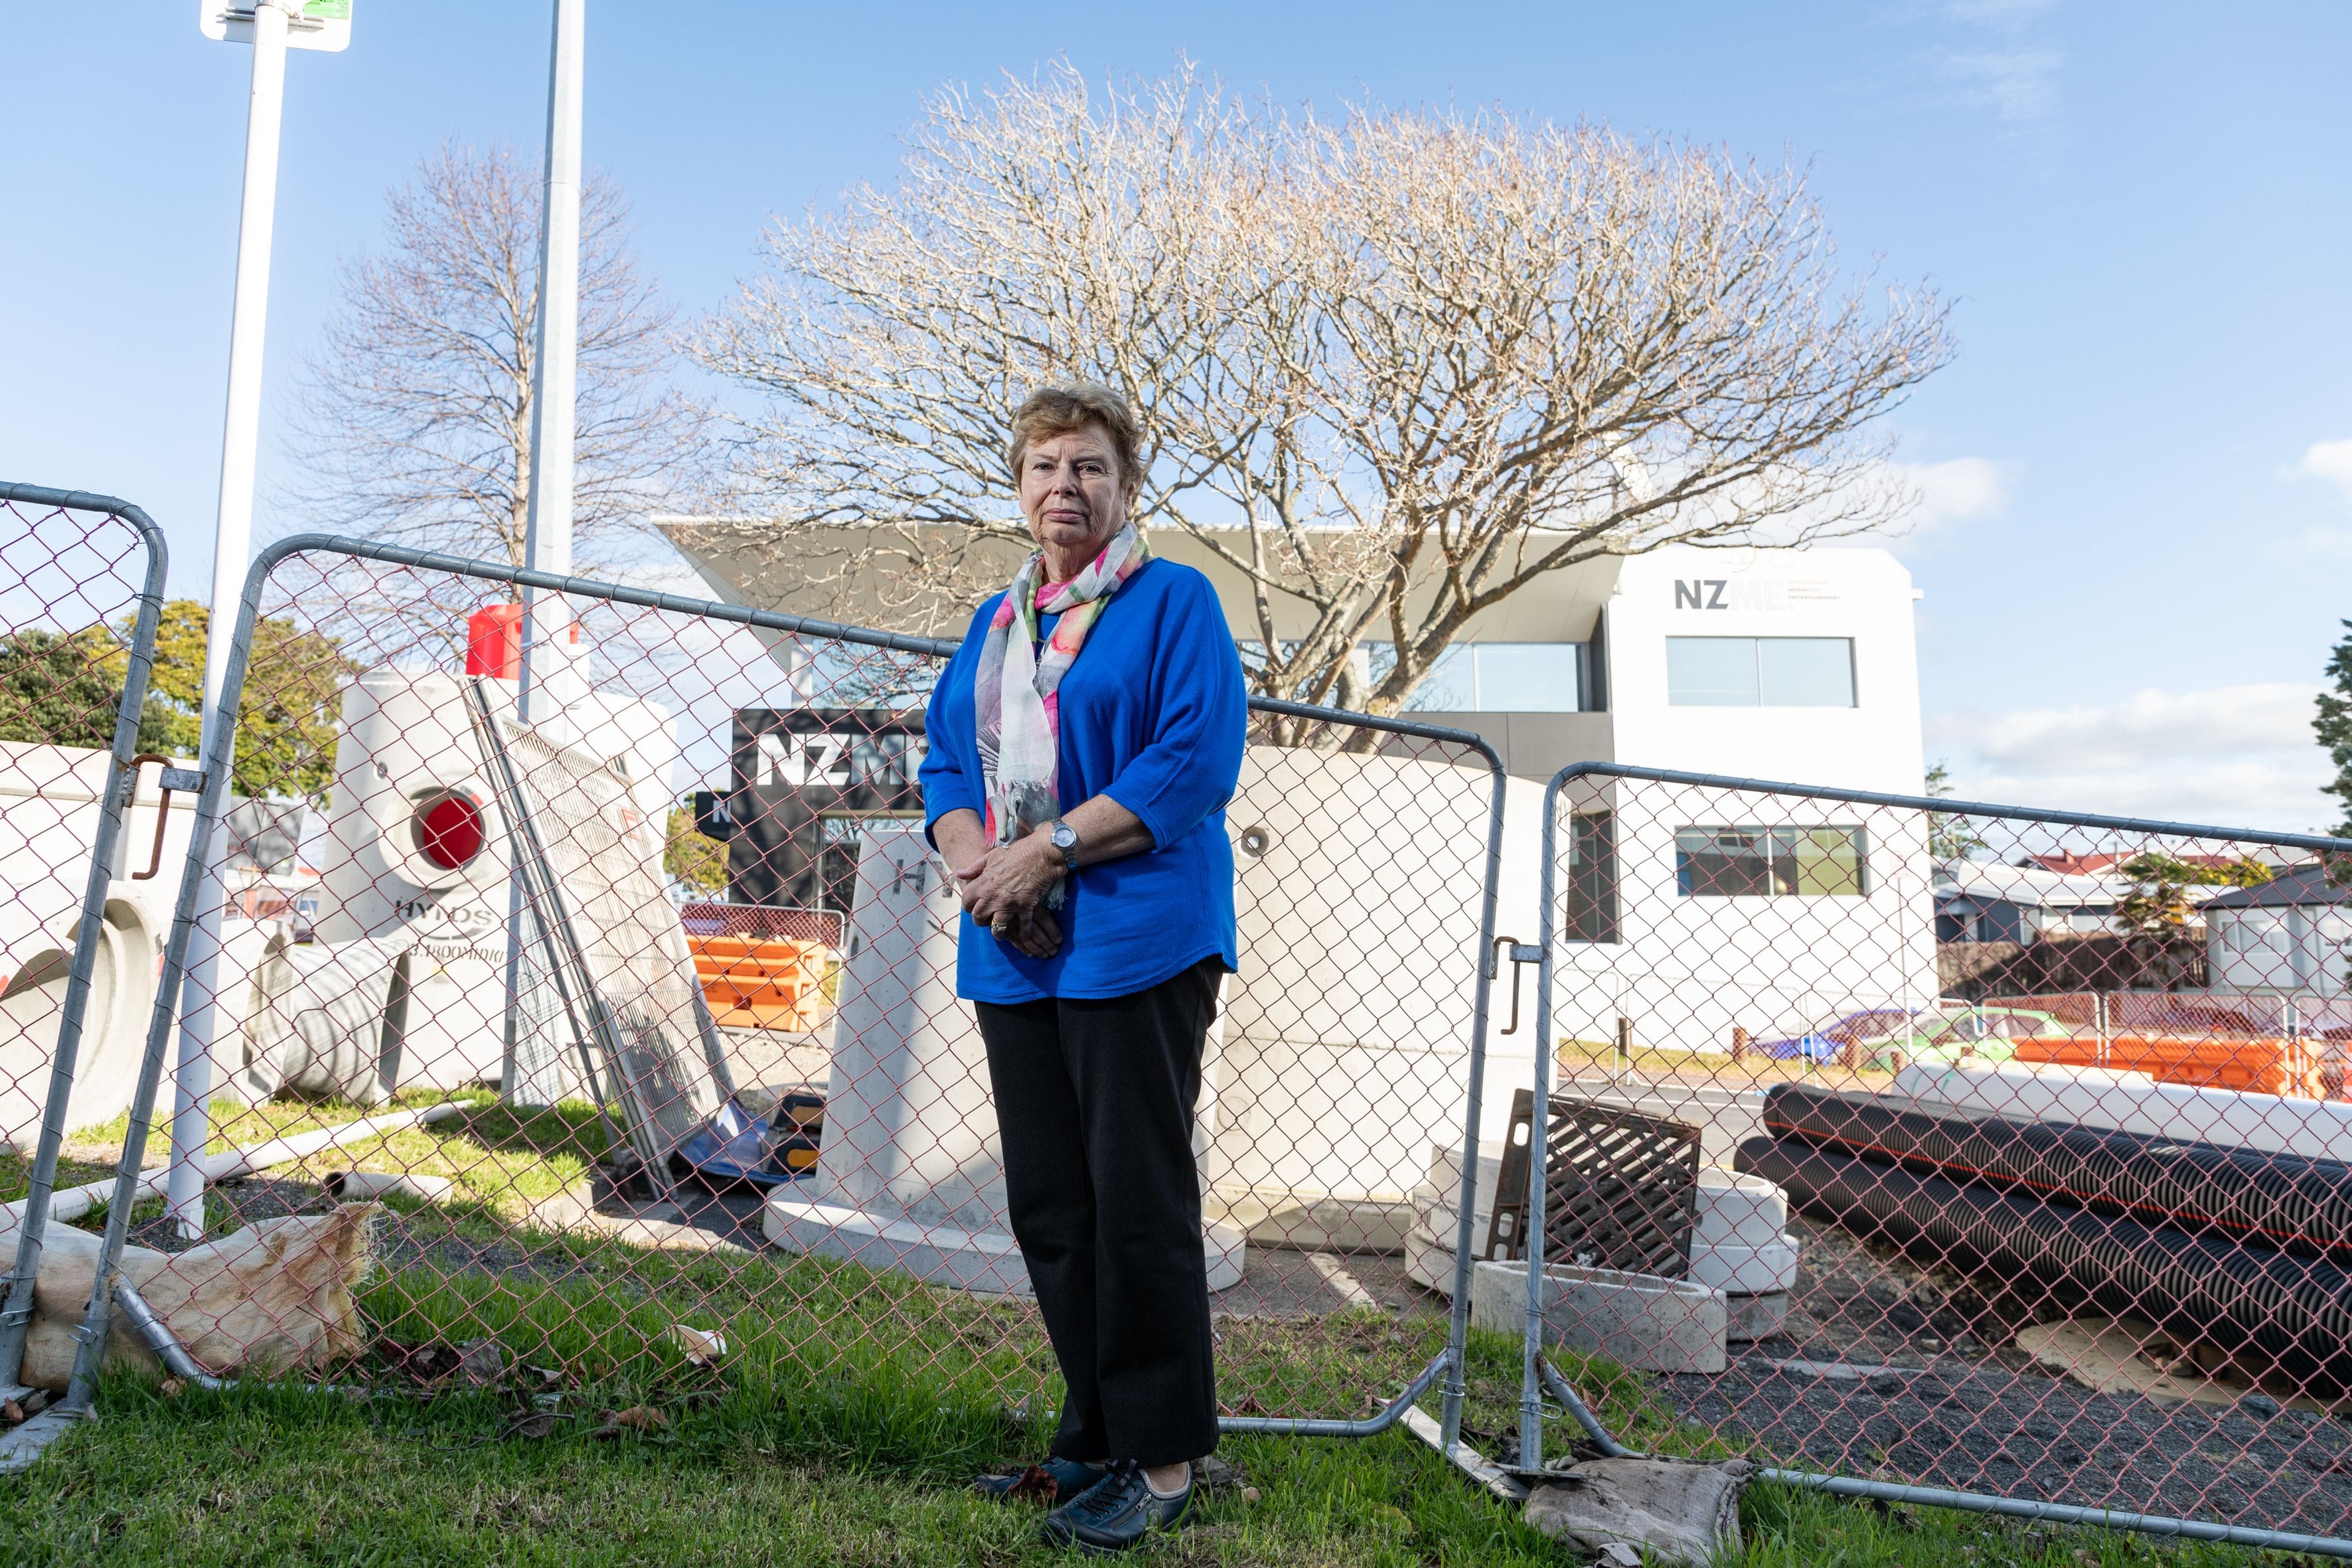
[1484,1089,1703,1277]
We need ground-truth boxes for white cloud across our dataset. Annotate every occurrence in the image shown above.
[1936,47,2064,125]
[2263,523,2352,563]
[2292,437,2352,504]
[1926,683,2335,834]
[1889,455,2007,536]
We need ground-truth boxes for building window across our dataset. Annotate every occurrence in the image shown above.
[1409,643,1589,712]
[1675,826,1870,897]
[1666,637,1855,707]
[1563,811,1618,943]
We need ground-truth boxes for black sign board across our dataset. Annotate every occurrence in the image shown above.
[727,708,929,911]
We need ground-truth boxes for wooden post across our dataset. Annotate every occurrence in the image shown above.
[1730,1026,1749,1063]
[1614,1016,1632,1075]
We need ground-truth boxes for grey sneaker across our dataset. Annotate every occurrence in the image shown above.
[1040,1460,1195,1553]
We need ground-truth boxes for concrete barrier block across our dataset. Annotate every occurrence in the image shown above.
[1695,1168,1788,1248]
[1471,1259,1729,1373]
[1689,1233,1800,1295]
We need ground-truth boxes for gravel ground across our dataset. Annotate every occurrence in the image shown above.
[1667,1208,2352,1538]
[1675,1356,2352,1537]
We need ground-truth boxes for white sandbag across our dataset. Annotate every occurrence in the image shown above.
[4,1202,376,1391]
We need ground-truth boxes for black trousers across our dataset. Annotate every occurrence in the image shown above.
[976,955,1222,1466]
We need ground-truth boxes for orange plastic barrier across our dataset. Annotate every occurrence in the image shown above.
[690,935,833,1031]
[2015,1034,2325,1099]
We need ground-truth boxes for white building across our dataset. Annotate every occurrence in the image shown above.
[1396,544,1926,795]
[2205,866,2351,1002]
[1932,861,2124,945]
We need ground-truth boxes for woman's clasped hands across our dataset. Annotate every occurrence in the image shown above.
[950,831,1065,960]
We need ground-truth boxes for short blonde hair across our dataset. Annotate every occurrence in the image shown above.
[1007,383,1142,498]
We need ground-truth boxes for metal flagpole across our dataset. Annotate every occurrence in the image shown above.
[501,0,587,1107]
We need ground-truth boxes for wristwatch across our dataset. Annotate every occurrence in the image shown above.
[1048,820,1081,871]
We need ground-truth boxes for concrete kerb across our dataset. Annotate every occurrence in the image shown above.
[87,531,1515,1452]
[1518,758,2352,1556]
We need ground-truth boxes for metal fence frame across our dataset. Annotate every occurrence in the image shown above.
[72,531,1512,1455]
[0,485,171,1420]
[1524,760,2352,1558]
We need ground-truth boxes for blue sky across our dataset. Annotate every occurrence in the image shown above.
[5,2,2347,829]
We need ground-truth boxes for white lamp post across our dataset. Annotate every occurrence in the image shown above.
[501,0,587,1107]
[167,1,354,1239]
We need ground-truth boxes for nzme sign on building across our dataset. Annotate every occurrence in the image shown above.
[726,709,928,911]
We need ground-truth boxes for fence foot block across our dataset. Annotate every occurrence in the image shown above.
[1470,1259,1728,1374]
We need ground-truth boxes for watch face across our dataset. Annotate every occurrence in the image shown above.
[1052,823,1076,848]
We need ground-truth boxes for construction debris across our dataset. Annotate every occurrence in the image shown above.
[670,1324,726,1368]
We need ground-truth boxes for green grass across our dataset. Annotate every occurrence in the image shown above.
[49,1087,607,1214]
[0,1267,2312,1567]
[0,1368,2308,1566]
[0,1095,2315,1565]
[13,1088,611,1243]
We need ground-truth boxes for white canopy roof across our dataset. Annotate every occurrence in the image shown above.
[654,516,1626,646]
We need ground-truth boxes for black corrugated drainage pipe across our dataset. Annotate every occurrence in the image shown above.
[1760,1083,2352,1261]
[1736,1135,2352,1392]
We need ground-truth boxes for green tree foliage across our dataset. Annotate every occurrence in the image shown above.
[0,626,133,748]
[98,600,361,804]
[2319,619,2352,840]
[665,805,728,896]
[2114,850,2272,936]
[1924,760,1986,862]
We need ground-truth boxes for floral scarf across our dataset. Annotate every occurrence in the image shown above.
[973,524,1151,908]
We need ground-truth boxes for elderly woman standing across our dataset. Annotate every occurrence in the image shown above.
[920,384,1245,1552]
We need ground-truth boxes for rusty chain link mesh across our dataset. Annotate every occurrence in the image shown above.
[102,546,1505,1433]
[0,495,167,1182]
[1512,769,2352,1538]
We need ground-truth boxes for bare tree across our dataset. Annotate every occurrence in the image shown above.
[688,64,1954,729]
[289,142,699,574]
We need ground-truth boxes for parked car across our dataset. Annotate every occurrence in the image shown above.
[1755,1002,2071,1067]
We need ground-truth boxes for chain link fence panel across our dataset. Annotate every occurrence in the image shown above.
[76,538,1514,1448]
[0,485,169,1409]
[1508,763,2352,1549]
